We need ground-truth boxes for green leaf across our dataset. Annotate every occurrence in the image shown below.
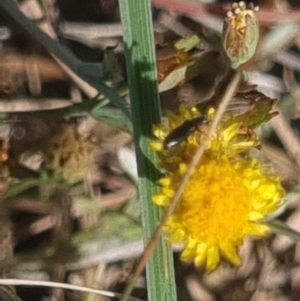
[159,64,188,93]
[267,219,300,242]
[1,178,40,201]
[91,106,133,133]
[174,35,200,52]
[102,49,124,83]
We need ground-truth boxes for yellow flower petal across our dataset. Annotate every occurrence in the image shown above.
[161,187,175,198]
[206,245,220,272]
[194,243,208,265]
[149,141,163,151]
[158,177,171,187]
[152,194,169,206]
[220,242,241,266]
[179,163,187,175]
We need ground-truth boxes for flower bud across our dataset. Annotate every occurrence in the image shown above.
[222,1,259,69]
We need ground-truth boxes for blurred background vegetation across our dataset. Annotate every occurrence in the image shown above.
[1,0,300,301]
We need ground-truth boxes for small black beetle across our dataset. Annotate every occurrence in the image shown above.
[163,116,208,149]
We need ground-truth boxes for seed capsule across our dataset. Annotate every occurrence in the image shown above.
[222,1,259,69]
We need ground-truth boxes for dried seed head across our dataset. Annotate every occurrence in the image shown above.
[222,1,259,69]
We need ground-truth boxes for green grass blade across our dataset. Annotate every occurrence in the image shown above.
[119,1,177,301]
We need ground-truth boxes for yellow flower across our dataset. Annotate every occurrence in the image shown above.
[151,105,285,271]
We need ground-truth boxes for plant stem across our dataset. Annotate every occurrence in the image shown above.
[118,0,177,301]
